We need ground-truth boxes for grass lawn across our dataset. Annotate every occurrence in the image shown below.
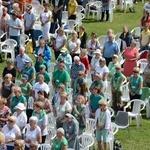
[0,1,150,149]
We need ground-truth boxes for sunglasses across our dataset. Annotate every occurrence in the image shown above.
[99,104,103,106]
[133,70,139,73]
[8,119,14,123]
[78,74,83,76]
[115,68,120,70]
[14,144,19,146]
[5,77,8,79]
[65,116,69,118]
[58,86,62,88]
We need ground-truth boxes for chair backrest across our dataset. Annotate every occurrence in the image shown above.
[108,107,115,117]
[28,96,34,109]
[68,88,73,105]
[67,20,76,30]
[76,5,84,14]
[137,59,148,74]
[110,122,118,135]
[118,52,125,65]
[109,1,116,11]
[131,27,141,37]
[115,111,129,127]
[45,127,56,144]
[62,11,68,23]
[84,118,95,134]
[20,34,29,46]
[49,22,59,34]
[34,30,43,41]
[104,93,112,105]
[47,113,56,128]
[78,134,94,149]
[121,83,130,102]
[15,80,22,86]
[5,39,17,49]
[97,35,107,48]
[40,144,51,150]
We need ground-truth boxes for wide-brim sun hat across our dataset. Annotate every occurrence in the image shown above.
[15,103,26,110]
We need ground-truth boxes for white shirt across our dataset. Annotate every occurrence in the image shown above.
[95,65,109,77]
[2,124,20,146]
[33,82,50,99]
[68,38,81,54]
[38,47,44,55]
[25,124,41,148]
[90,56,101,74]
[56,35,67,49]
[40,10,52,23]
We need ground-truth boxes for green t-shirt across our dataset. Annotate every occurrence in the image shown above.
[130,75,143,95]
[20,82,32,100]
[52,69,70,91]
[36,72,50,83]
[52,137,68,150]
[112,72,126,91]
[12,95,27,113]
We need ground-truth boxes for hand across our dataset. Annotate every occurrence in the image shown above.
[41,22,45,26]
[131,92,135,96]
[54,9,57,13]
[25,27,30,31]
[5,139,12,143]
[73,105,77,110]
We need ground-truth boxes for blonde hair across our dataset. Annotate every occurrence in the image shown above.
[12,3,20,11]
[99,99,107,106]
[5,73,12,79]
[14,140,25,150]
[58,84,65,91]
[0,132,5,145]
[60,91,67,98]
[8,116,17,123]
[0,98,7,105]
[14,86,22,94]
[34,101,43,109]
[77,95,85,104]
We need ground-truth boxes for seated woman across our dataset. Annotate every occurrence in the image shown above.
[68,0,78,20]
[25,116,42,150]
[67,31,81,61]
[37,90,52,114]
[2,116,21,150]
[72,95,86,135]
[95,99,111,150]
[0,98,11,128]
[51,128,68,150]
[0,73,15,108]
[13,103,27,135]
[12,87,27,113]
[2,60,16,83]
[34,39,52,68]
[63,113,79,148]
[89,86,103,118]
[32,102,48,143]
[23,58,36,86]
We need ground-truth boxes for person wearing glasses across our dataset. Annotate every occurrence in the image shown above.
[2,116,21,150]
[0,73,15,108]
[128,67,143,108]
[95,99,111,150]
[111,65,126,114]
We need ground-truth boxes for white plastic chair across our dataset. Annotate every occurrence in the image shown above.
[131,27,141,38]
[104,93,112,106]
[124,99,145,128]
[62,11,68,25]
[76,5,85,14]
[33,5,44,20]
[0,30,7,42]
[83,118,95,136]
[68,88,73,106]
[115,32,122,40]
[0,39,17,61]
[108,107,115,118]
[97,35,107,49]
[75,13,85,30]
[20,34,29,47]
[137,59,148,74]
[78,134,94,150]
[48,62,56,75]
[121,83,130,102]
[118,52,125,65]
[109,1,116,22]
[28,96,34,109]
[39,144,51,150]
[34,23,42,30]
[15,80,22,86]
[123,0,133,12]
[48,84,55,99]
[47,113,56,129]
[116,38,122,52]
[45,127,56,144]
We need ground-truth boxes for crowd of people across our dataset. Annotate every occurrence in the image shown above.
[0,0,150,150]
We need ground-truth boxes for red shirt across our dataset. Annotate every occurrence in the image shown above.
[80,56,90,74]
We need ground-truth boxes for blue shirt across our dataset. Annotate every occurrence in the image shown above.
[24,12,36,29]
[103,40,119,58]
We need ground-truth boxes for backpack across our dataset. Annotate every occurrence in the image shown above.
[114,139,123,150]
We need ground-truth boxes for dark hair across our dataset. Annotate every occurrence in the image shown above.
[78,83,88,95]
[91,32,97,38]
[37,90,49,98]
[94,86,101,94]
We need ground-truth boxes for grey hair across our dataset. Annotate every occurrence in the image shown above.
[29,116,38,123]
[57,128,65,135]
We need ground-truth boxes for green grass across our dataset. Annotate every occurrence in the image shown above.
[1,2,150,149]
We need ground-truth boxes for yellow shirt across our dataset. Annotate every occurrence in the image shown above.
[141,29,150,46]
[68,0,78,15]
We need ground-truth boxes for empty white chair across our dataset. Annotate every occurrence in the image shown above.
[131,27,141,39]
[75,13,85,30]
[137,59,148,74]
[121,83,130,102]
[62,11,68,25]
[116,38,122,52]
[45,127,56,144]
[40,144,51,150]
[48,62,56,75]
[97,35,107,49]
[109,1,116,22]
[20,34,29,47]
[47,113,56,129]
[0,30,7,42]
[28,96,34,109]
[124,99,145,128]
[1,39,17,61]
[78,134,94,150]
[108,107,115,117]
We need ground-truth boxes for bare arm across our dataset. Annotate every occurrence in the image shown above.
[37,132,42,144]
[103,72,109,81]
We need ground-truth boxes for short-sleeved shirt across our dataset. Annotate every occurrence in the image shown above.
[12,95,27,113]
[90,94,103,110]
[52,69,70,90]
[2,124,20,146]
[141,30,150,46]
[40,10,52,23]
[56,35,67,49]
[9,18,22,36]
[130,75,143,95]
[24,12,36,29]
[2,67,16,80]
[36,72,50,83]
[95,65,109,78]
[68,0,78,15]
[52,137,68,150]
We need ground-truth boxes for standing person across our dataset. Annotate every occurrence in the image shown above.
[52,0,64,27]
[140,11,150,30]
[111,65,126,114]
[68,0,78,20]
[40,3,52,42]
[123,40,139,77]
[100,0,110,22]
[103,33,119,66]
[53,27,67,60]
[24,4,36,51]
[95,99,111,150]
[9,10,23,53]
[87,32,100,63]
[2,0,12,14]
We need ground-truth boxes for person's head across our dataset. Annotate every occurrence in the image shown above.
[2,7,7,15]
[108,33,115,42]
[99,99,107,111]
[43,3,50,10]
[25,4,32,13]
[13,86,22,97]
[29,141,38,150]
[21,74,29,83]
[14,139,25,150]
[99,58,106,67]
[93,86,101,95]
[79,25,85,32]
[123,26,128,33]
[11,10,18,19]
[6,59,13,67]
[57,128,65,138]
[15,103,26,114]
[25,58,33,67]
[77,95,85,105]
[72,30,78,38]
[0,132,5,146]
[130,40,137,48]
[58,84,65,92]
[60,92,67,103]
[144,11,149,17]
[7,116,17,127]
[34,101,43,112]
[29,116,38,128]
[37,90,48,100]
[0,98,7,109]
[78,83,87,95]
[94,73,102,81]
[115,65,122,73]
[12,3,19,10]
[19,47,26,56]
[91,32,97,40]
[4,73,12,82]
[39,39,45,48]
[112,54,118,63]
[40,64,46,73]
[37,74,44,83]
[143,22,149,30]
[74,56,80,64]
[65,113,73,123]
[106,29,114,36]
[58,62,65,71]
[133,67,140,77]
[38,53,44,61]
[58,27,65,36]
[78,71,84,79]
[80,49,87,57]
[94,49,102,58]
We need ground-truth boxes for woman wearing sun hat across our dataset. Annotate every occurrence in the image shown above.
[95,99,111,150]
